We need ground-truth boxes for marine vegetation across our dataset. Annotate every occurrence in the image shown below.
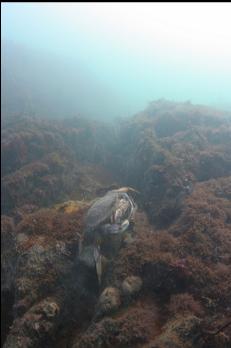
[1,100,231,348]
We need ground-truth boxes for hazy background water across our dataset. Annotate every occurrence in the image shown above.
[2,3,231,119]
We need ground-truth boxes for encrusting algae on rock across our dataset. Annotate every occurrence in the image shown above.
[1,101,231,347]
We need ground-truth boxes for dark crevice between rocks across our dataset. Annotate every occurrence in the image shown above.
[1,289,15,347]
[53,263,100,347]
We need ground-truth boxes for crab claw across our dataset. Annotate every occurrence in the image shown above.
[120,219,130,232]
[101,220,130,235]
[116,187,140,194]
[94,245,102,285]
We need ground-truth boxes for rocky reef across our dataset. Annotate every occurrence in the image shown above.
[1,100,231,347]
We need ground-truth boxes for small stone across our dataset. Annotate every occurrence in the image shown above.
[16,233,29,244]
[97,287,121,316]
[42,301,60,318]
[122,276,143,296]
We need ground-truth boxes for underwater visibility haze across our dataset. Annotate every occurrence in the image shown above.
[2,3,231,119]
[1,3,231,348]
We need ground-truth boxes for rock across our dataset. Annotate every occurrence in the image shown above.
[1,216,17,292]
[96,287,121,318]
[73,302,159,348]
[2,104,231,347]
[3,297,61,348]
[42,300,60,319]
[122,276,143,296]
[149,315,202,348]
[16,233,29,244]
[54,200,89,214]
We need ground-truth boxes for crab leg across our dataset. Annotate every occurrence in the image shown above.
[93,244,102,285]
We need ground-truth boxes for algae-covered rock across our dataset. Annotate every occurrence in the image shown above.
[53,200,90,214]
[96,287,121,318]
[122,275,143,296]
[1,216,17,292]
[149,315,202,348]
[2,102,231,347]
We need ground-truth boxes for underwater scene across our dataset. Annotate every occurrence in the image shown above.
[1,3,231,348]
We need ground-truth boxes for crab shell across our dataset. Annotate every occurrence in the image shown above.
[84,188,137,235]
[80,187,137,284]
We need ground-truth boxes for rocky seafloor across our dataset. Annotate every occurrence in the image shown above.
[1,100,231,347]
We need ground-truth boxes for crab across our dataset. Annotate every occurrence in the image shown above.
[78,187,138,284]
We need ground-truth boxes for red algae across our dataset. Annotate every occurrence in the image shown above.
[1,101,231,347]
